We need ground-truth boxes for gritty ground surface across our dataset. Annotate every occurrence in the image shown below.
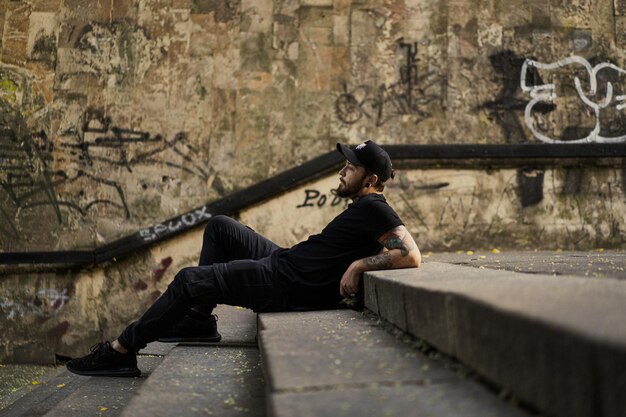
[425,250,626,279]
[0,364,63,411]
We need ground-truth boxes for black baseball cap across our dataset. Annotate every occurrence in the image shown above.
[336,140,393,182]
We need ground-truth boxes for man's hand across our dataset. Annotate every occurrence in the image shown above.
[340,260,364,298]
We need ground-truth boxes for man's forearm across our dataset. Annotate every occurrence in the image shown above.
[339,232,420,298]
[340,225,421,298]
[358,248,420,272]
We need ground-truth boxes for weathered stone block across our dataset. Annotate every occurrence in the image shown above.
[616,16,626,48]
[1,3,30,65]
[172,0,192,9]
[62,0,114,20]
[297,42,335,91]
[191,0,240,22]
[241,0,272,33]
[299,6,333,28]
[30,0,63,12]
[240,32,271,72]
[301,0,333,6]
[333,14,350,45]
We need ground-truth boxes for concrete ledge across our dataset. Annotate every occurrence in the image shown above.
[258,310,528,417]
[364,263,626,417]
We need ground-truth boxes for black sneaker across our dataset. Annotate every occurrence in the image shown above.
[157,314,222,343]
[66,342,140,377]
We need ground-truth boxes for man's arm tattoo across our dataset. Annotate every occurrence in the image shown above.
[381,226,417,257]
[383,237,410,256]
[365,251,393,269]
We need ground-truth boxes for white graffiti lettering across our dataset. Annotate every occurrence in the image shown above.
[0,299,26,320]
[521,55,626,143]
[182,214,195,226]
[35,288,71,311]
[194,206,211,221]
[140,228,157,241]
[140,206,212,241]
[0,288,73,320]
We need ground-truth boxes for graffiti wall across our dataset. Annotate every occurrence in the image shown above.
[241,168,626,250]
[1,0,624,252]
[0,227,202,363]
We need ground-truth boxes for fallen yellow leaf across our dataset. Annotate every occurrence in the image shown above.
[56,383,65,388]
[466,250,474,255]
[491,248,500,254]
[596,248,604,252]
[99,406,108,411]
[31,381,40,385]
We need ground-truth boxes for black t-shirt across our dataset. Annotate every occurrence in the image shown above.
[273,193,403,307]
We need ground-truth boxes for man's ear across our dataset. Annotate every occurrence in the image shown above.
[365,173,379,188]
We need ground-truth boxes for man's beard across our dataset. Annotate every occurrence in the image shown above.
[336,176,365,198]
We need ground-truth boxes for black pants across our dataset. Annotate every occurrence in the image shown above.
[118,215,289,351]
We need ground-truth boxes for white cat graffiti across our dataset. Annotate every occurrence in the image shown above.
[520,55,626,144]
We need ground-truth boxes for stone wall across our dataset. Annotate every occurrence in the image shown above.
[1,0,625,252]
[1,227,203,363]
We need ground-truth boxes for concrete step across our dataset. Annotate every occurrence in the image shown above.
[119,305,264,417]
[364,262,626,417]
[40,354,162,417]
[119,345,264,417]
[0,349,164,417]
[424,250,626,280]
[1,304,261,417]
[0,367,87,417]
[258,309,530,417]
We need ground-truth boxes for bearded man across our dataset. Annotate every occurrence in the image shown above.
[67,140,421,377]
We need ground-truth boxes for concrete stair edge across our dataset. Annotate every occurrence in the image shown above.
[257,310,532,417]
[363,262,626,417]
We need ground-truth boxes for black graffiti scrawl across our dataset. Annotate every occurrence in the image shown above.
[59,108,208,178]
[482,50,555,144]
[0,106,209,246]
[335,39,442,127]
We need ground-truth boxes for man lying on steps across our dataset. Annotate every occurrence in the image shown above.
[66,139,421,377]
